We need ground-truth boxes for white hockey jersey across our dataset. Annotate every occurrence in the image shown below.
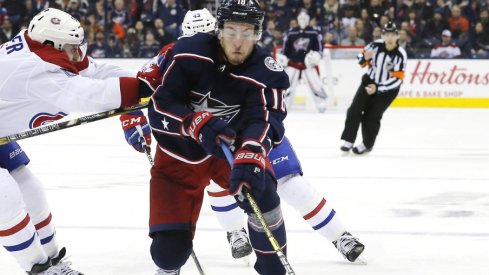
[0,30,139,136]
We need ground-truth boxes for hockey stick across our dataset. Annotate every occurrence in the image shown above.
[220,143,296,275]
[0,102,149,145]
[137,133,206,275]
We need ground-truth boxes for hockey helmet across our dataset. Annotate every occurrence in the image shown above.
[217,0,265,39]
[297,11,310,29]
[182,8,217,36]
[28,8,86,59]
[382,21,398,34]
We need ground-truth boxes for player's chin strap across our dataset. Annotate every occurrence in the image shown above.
[220,142,297,275]
[0,102,149,145]
[138,134,206,275]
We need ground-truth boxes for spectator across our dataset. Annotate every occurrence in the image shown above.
[433,0,451,19]
[139,0,157,25]
[87,30,110,58]
[268,0,294,32]
[107,34,124,58]
[355,18,370,42]
[289,18,298,29]
[111,0,132,29]
[447,5,469,39]
[398,29,415,57]
[341,5,357,29]
[65,0,86,21]
[471,22,489,58]
[137,31,160,58]
[323,0,339,32]
[413,0,433,24]
[407,8,420,36]
[260,19,276,52]
[430,29,462,58]
[394,0,410,22]
[0,16,13,43]
[359,8,375,39]
[32,0,50,14]
[478,8,489,32]
[421,10,449,44]
[155,0,184,37]
[368,0,385,25]
[323,31,337,46]
[124,27,140,57]
[340,25,365,46]
[462,0,480,25]
[0,0,7,24]
[371,26,382,41]
[152,18,174,46]
[134,20,146,43]
[3,0,26,33]
[296,0,325,25]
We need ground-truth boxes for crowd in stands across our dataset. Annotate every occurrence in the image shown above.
[1,0,489,58]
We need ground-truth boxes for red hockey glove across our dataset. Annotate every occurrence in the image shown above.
[120,111,151,153]
[182,111,236,158]
[137,63,162,97]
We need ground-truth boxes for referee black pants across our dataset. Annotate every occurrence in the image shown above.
[341,74,400,149]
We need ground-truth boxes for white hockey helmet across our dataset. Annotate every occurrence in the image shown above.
[181,8,216,36]
[297,11,310,29]
[28,8,86,58]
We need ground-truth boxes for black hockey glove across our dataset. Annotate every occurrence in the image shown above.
[182,111,236,158]
[229,145,267,203]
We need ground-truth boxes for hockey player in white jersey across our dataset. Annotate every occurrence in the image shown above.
[122,8,365,267]
[0,8,160,275]
[277,11,328,112]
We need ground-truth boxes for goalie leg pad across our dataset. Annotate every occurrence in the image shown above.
[269,137,303,180]
[0,142,30,172]
[151,230,193,270]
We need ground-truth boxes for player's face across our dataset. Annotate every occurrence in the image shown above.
[63,44,82,62]
[219,22,257,65]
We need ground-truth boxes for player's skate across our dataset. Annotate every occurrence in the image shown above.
[155,269,180,275]
[352,143,372,155]
[28,247,83,274]
[333,231,366,264]
[227,227,253,265]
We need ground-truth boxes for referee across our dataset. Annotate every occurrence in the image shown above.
[340,22,407,154]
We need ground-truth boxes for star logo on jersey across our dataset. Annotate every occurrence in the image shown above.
[293,37,311,52]
[161,117,169,130]
[189,91,240,123]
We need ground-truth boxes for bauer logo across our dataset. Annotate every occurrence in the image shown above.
[30,112,68,129]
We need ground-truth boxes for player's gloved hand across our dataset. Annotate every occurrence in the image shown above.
[182,111,236,158]
[229,145,267,203]
[305,51,321,68]
[120,110,152,153]
[137,62,162,97]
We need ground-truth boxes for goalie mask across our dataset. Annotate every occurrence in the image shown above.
[297,11,310,30]
[28,8,86,61]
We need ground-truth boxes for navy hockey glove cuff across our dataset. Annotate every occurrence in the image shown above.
[120,110,152,152]
[182,111,236,158]
[229,145,267,203]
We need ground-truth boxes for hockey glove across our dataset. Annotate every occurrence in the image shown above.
[137,63,162,98]
[229,145,267,203]
[182,111,236,158]
[305,51,321,68]
[120,111,152,153]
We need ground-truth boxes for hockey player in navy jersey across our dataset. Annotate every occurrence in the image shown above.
[122,7,365,268]
[277,11,328,112]
[141,1,290,274]
[0,8,160,275]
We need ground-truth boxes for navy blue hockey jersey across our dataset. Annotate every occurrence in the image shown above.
[148,33,289,162]
[282,26,323,63]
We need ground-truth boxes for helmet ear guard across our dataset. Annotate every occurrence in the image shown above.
[216,0,265,40]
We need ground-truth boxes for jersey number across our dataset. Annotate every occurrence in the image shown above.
[238,0,246,5]
[6,35,24,54]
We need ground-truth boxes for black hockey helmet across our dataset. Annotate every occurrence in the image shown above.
[382,21,398,34]
[217,0,265,38]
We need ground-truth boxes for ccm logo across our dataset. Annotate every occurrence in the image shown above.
[122,117,142,127]
[271,156,289,165]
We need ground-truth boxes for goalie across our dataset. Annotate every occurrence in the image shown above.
[277,11,328,113]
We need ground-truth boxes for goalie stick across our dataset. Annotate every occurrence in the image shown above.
[0,102,149,145]
[137,134,206,275]
[220,142,297,275]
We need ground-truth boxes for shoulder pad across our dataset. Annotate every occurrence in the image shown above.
[172,33,218,59]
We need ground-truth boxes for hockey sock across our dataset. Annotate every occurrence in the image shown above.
[150,230,192,270]
[278,174,346,242]
[207,182,245,232]
[11,165,59,258]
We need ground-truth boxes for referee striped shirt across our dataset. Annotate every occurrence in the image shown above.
[357,39,408,92]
